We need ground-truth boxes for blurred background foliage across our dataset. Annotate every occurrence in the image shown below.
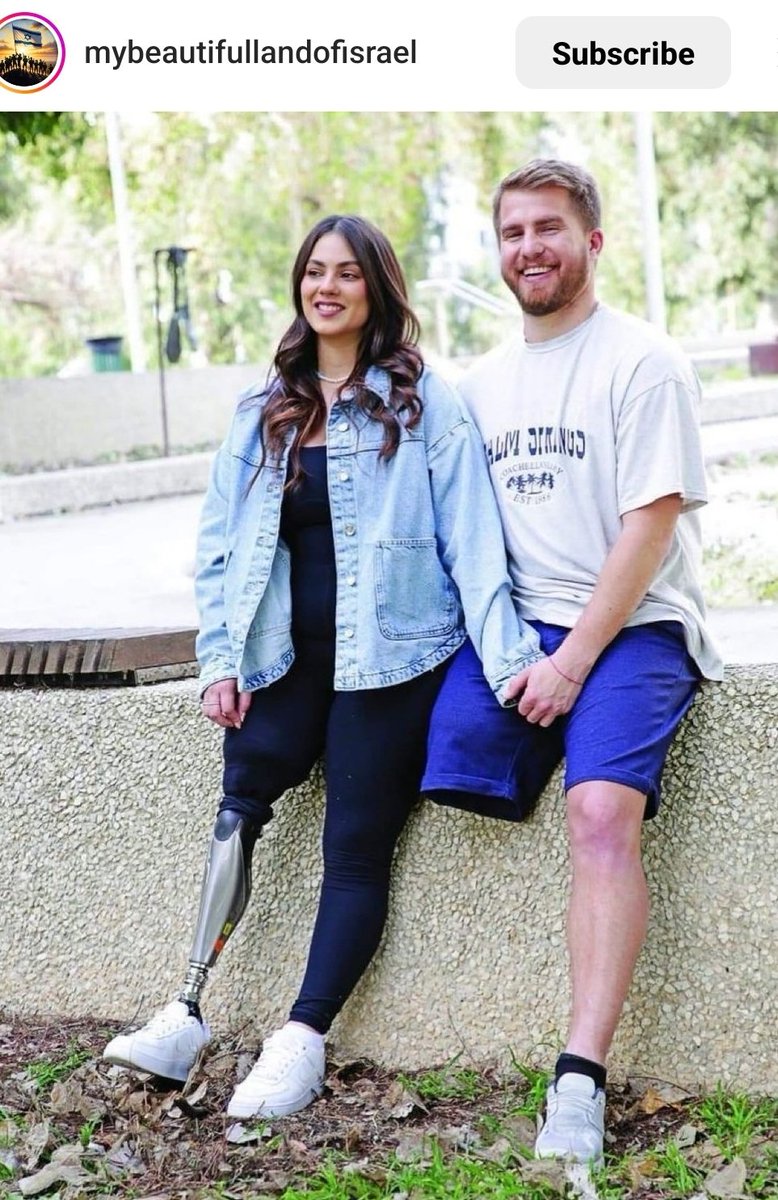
[0,110,776,377]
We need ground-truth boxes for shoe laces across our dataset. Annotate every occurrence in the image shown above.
[549,1088,601,1128]
[144,1002,192,1036]
[249,1030,306,1083]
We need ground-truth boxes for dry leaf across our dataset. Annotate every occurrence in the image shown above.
[342,1158,388,1183]
[394,1130,432,1162]
[0,1148,19,1173]
[18,1144,90,1197]
[21,1120,53,1170]
[627,1077,690,1104]
[519,1157,569,1192]
[343,1124,362,1153]
[704,1156,748,1198]
[640,1085,680,1114]
[437,1124,478,1154]
[225,1121,273,1145]
[0,1118,19,1146]
[472,1135,514,1163]
[106,1138,145,1173]
[48,1079,84,1115]
[184,1080,208,1105]
[384,1080,427,1119]
[501,1114,537,1148]
[286,1136,317,1164]
[675,1123,701,1149]
[687,1138,726,1171]
[628,1159,657,1189]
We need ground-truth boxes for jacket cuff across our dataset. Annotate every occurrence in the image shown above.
[197,663,239,700]
[492,650,546,708]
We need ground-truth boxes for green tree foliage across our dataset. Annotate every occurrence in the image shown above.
[653,112,778,331]
[1,111,776,377]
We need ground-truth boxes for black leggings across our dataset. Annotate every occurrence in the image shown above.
[220,637,445,1033]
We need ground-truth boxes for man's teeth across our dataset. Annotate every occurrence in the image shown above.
[523,267,552,276]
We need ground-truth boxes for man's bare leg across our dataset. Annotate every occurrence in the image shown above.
[564,779,648,1064]
[536,780,647,1165]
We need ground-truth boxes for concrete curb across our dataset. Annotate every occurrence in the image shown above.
[2,382,778,521]
[0,454,212,521]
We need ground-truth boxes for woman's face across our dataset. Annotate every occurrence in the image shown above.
[300,232,370,344]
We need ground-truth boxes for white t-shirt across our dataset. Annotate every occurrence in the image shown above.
[459,304,723,680]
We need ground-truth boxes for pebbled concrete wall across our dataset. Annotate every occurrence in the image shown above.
[1,667,776,1093]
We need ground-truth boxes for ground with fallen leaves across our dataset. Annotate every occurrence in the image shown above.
[0,1014,775,1199]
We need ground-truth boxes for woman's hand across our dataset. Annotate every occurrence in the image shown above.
[200,679,252,729]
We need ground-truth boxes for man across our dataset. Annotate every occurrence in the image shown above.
[422,159,722,1167]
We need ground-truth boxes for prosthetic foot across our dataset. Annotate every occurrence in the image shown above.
[103,810,261,1080]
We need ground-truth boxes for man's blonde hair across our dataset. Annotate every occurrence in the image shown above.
[492,159,602,235]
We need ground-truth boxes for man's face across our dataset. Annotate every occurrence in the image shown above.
[497,186,602,317]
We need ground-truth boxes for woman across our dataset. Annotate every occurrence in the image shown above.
[103,215,542,1119]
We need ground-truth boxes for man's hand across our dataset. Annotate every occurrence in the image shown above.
[200,679,252,729]
[504,657,582,727]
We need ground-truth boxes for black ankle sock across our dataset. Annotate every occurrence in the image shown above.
[555,1052,606,1091]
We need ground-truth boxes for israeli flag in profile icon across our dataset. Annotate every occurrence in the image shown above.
[0,11,65,92]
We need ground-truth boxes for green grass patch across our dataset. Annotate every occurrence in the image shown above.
[702,541,778,607]
[508,1057,550,1119]
[275,1144,557,1199]
[25,1042,91,1091]
[397,1056,490,1103]
[695,1086,778,1159]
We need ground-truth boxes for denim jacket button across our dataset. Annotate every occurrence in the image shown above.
[339,470,349,481]
[338,421,349,432]
[346,575,357,586]
[344,524,356,536]
[343,628,354,639]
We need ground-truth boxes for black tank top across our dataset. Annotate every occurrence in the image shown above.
[279,446,337,641]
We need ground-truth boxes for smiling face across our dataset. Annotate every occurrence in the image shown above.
[300,231,370,345]
[498,185,603,336]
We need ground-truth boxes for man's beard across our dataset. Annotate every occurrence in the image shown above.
[504,250,591,317]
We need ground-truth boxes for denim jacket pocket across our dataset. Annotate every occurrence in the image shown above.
[374,538,458,640]
[245,544,292,638]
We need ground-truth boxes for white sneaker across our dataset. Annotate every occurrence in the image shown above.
[535,1072,606,1167]
[102,1000,211,1082]
[226,1025,325,1119]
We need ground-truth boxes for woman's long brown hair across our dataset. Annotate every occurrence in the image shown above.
[259,215,424,489]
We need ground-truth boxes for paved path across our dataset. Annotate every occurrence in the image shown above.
[702,413,778,462]
[3,492,776,664]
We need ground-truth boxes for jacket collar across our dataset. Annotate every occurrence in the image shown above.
[343,364,392,407]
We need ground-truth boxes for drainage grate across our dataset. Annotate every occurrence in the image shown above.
[0,628,197,687]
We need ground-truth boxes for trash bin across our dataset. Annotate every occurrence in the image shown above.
[85,335,124,372]
[748,342,778,377]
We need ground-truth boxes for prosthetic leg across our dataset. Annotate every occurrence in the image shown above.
[179,810,261,1008]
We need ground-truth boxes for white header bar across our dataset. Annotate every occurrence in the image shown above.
[1,1,775,111]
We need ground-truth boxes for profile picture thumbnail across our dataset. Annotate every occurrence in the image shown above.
[0,11,64,92]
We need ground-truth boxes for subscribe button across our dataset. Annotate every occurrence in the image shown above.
[516,17,731,88]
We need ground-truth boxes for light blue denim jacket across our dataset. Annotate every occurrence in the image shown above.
[195,365,543,701]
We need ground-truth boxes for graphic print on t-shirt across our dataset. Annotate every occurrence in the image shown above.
[485,423,587,505]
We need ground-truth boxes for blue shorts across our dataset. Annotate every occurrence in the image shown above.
[422,621,701,822]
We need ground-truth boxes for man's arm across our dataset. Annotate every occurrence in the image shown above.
[505,493,682,726]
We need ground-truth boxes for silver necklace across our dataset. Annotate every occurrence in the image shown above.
[317,370,351,384]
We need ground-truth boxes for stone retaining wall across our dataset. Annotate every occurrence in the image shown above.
[2,368,776,474]
[1,667,775,1093]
